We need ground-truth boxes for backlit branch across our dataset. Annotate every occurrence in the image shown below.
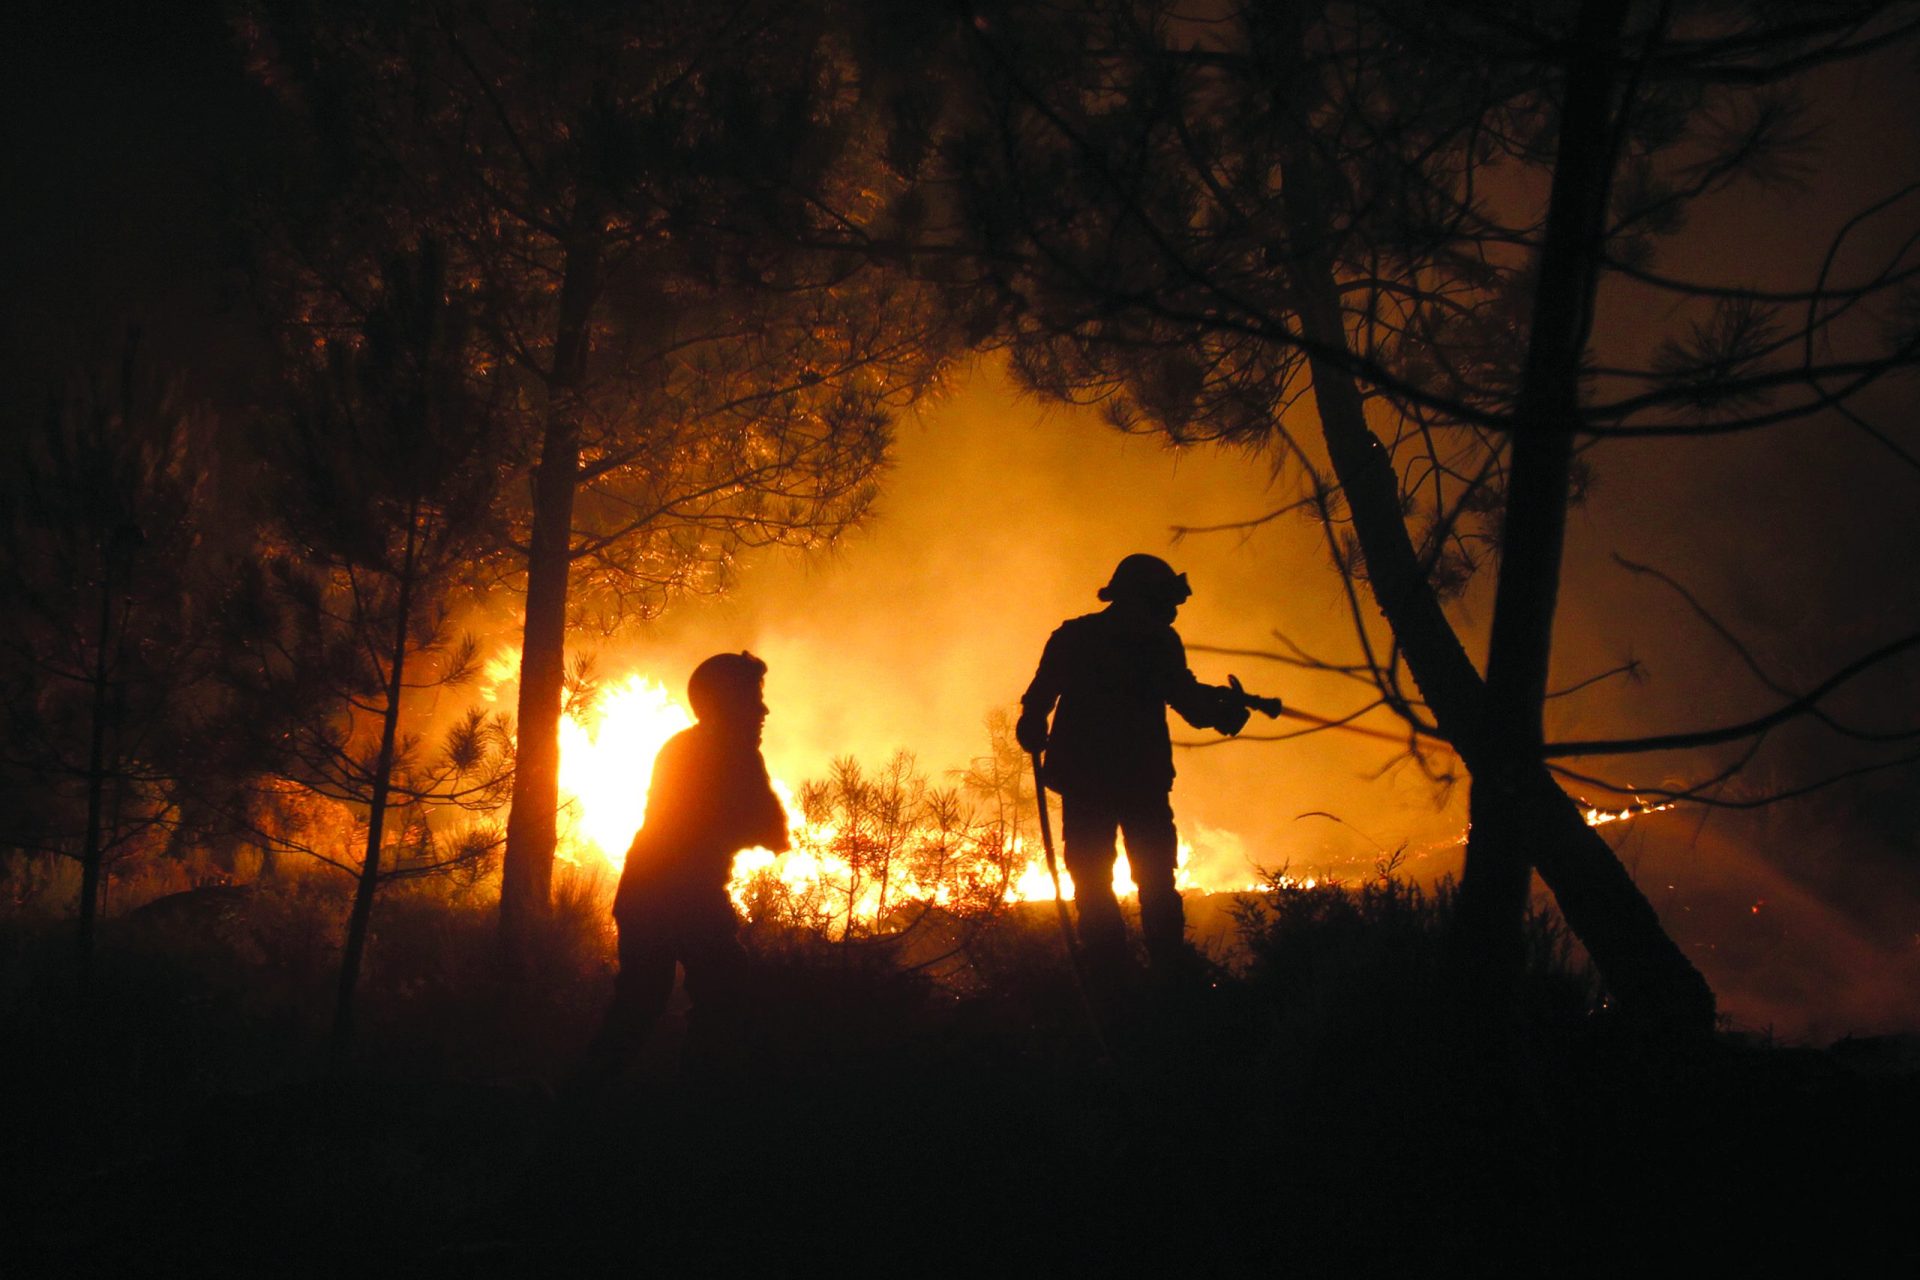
[1546,629,1920,757]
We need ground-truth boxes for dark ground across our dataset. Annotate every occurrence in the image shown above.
[2,887,1914,1277]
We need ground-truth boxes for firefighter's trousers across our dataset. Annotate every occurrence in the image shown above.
[1060,790,1184,973]
[592,886,746,1061]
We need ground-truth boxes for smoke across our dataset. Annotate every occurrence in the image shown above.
[543,350,1917,1040]
[595,360,1465,882]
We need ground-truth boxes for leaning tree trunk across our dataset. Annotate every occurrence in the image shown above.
[499,209,601,954]
[1275,21,1714,1035]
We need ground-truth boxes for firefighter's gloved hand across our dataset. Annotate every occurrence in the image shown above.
[1016,709,1050,755]
[1200,685,1252,736]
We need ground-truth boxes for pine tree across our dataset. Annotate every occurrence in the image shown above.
[0,331,230,982]
[241,243,514,1067]
[238,0,953,951]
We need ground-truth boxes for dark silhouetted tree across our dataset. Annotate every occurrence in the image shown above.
[237,244,514,1067]
[0,332,230,982]
[926,0,1920,1033]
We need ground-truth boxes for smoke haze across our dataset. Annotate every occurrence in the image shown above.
[549,354,1917,1041]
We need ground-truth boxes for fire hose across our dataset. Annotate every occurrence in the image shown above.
[1188,676,1455,752]
[1030,752,1111,1062]
[1029,752,1079,957]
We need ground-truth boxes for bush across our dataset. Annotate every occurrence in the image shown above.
[1232,860,1600,1091]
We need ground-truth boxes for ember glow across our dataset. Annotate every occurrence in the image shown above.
[1583,801,1676,827]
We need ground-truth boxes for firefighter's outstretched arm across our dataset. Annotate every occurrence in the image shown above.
[1174,681,1253,736]
[1161,633,1253,736]
[1175,677,1284,735]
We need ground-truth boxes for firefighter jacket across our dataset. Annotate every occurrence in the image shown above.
[1021,608,1244,800]
[613,721,790,915]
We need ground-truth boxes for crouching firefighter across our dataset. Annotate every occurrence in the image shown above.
[1018,554,1273,982]
[589,651,791,1069]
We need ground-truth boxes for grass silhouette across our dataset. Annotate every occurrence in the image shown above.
[2,860,1912,1274]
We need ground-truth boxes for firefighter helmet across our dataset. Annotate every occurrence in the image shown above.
[1097,553,1192,606]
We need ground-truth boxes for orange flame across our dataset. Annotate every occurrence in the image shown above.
[550,671,1269,924]
[551,667,1671,928]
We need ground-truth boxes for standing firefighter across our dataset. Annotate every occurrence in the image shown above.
[590,651,790,1067]
[1018,555,1263,980]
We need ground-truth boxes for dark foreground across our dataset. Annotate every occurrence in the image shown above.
[3,886,1914,1276]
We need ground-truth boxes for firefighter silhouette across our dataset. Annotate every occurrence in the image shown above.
[1018,554,1254,978]
[590,652,790,1065]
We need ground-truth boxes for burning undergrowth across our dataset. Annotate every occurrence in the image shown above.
[542,667,1276,941]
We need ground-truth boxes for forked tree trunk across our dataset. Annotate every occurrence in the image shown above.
[1274,3,1714,1035]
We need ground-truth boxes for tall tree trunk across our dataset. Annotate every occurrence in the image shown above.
[1274,9,1715,1035]
[499,208,601,952]
[331,501,420,1074]
[1458,0,1630,1013]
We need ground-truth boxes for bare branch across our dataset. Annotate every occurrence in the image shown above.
[1546,629,1920,756]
